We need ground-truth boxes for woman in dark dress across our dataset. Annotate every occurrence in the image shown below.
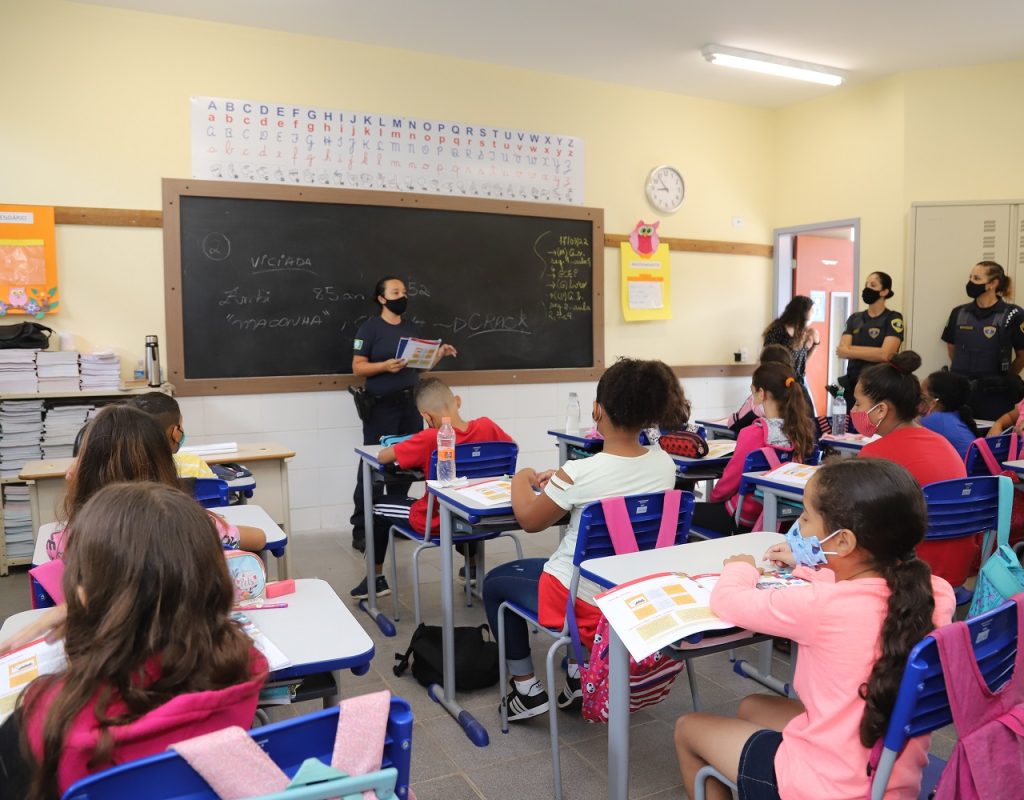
[763,295,819,413]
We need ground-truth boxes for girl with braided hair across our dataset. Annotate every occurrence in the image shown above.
[675,458,955,800]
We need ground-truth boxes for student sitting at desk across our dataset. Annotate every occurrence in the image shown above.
[674,458,954,800]
[484,358,688,721]
[692,363,816,535]
[353,377,513,599]
[0,483,267,799]
[918,369,979,459]
[726,344,793,433]
[853,351,975,586]
[130,392,215,478]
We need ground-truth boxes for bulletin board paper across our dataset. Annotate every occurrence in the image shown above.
[0,205,59,319]
[192,96,585,205]
[620,243,672,321]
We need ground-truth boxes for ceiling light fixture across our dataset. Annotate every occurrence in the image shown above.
[702,44,845,87]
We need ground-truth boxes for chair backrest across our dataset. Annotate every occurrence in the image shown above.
[191,477,229,508]
[62,698,413,800]
[572,490,696,565]
[426,440,518,480]
[965,432,1017,476]
[922,475,1011,544]
[881,598,1018,753]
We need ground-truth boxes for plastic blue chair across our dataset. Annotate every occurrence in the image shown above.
[695,597,1019,800]
[922,475,1013,606]
[62,697,414,800]
[387,441,522,625]
[496,490,695,800]
[191,477,230,508]
[965,432,1018,477]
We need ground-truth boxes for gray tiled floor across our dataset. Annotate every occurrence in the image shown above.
[0,529,957,799]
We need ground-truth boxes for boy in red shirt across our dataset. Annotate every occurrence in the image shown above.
[351,378,514,598]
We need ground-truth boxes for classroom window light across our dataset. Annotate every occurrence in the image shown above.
[701,45,845,87]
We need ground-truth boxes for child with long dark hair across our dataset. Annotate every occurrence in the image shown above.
[2,483,267,799]
[919,369,979,459]
[484,358,690,720]
[763,295,819,411]
[693,362,816,535]
[675,458,955,800]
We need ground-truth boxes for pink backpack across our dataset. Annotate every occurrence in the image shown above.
[578,491,687,723]
[931,595,1024,800]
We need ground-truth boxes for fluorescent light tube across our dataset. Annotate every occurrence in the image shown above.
[702,45,845,87]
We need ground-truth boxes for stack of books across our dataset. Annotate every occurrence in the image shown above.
[0,400,43,478]
[2,484,33,559]
[42,404,94,459]
[0,351,39,394]
[36,351,80,392]
[80,352,120,391]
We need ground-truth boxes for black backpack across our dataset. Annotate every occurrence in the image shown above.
[393,623,499,690]
[0,321,52,349]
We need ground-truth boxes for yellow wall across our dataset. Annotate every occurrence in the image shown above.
[2,0,776,373]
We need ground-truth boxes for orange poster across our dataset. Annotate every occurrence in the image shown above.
[0,205,59,319]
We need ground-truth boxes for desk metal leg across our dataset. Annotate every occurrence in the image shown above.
[427,505,489,747]
[607,628,630,800]
[557,440,569,467]
[762,491,779,533]
[357,459,396,637]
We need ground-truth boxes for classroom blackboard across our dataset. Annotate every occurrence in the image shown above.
[163,180,604,395]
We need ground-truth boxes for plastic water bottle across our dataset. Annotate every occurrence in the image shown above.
[831,390,848,436]
[437,417,457,484]
[565,392,581,434]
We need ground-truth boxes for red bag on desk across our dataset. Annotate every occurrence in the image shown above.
[658,430,709,459]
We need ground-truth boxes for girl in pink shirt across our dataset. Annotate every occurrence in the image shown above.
[3,482,267,799]
[675,458,956,800]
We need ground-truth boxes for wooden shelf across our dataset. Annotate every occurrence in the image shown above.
[0,385,171,401]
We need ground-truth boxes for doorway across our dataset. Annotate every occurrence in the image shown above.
[773,219,860,414]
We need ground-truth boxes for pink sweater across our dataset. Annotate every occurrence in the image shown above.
[26,649,267,794]
[711,561,956,800]
[709,418,794,527]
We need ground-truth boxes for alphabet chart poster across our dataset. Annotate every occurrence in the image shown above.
[192,96,585,205]
[0,205,59,320]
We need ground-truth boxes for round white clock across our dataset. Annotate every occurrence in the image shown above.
[645,165,685,213]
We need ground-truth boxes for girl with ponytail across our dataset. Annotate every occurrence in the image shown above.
[692,362,816,535]
[853,351,977,587]
[675,458,955,800]
[919,369,979,459]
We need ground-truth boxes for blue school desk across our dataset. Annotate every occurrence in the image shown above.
[0,578,374,721]
[741,471,808,532]
[579,532,789,800]
[818,432,878,455]
[693,418,737,440]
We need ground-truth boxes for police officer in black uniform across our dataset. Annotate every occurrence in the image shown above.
[942,260,1024,421]
[836,271,904,411]
[348,276,456,551]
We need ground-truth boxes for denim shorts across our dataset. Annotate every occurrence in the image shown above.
[737,729,783,800]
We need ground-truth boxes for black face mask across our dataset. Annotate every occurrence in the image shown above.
[383,297,408,315]
[861,287,882,305]
[965,281,988,300]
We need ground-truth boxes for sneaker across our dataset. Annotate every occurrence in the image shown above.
[457,564,478,585]
[503,679,549,722]
[350,575,390,600]
[557,670,582,710]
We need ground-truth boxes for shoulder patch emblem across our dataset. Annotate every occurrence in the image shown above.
[983,325,997,339]
[891,318,904,334]
[868,328,880,339]
[353,338,364,349]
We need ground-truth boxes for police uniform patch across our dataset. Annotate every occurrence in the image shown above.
[891,318,904,334]
[353,338,364,349]
[868,328,880,339]
[983,326,997,339]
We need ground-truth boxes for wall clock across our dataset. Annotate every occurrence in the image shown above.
[645,165,685,213]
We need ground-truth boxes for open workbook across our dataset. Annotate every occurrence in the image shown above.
[0,638,66,723]
[594,571,806,661]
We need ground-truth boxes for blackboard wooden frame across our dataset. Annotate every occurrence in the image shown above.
[162,178,605,397]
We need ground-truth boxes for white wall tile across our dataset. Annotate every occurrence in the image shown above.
[320,427,363,468]
[316,391,359,429]
[291,507,321,533]
[513,383,560,418]
[287,467,320,509]
[177,397,206,437]
[317,466,349,506]
[262,392,318,432]
[465,384,518,420]
[203,394,264,436]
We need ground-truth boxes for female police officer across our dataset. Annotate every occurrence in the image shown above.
[941,260,1024,421]
[348,276,456,553]
[836,271,904,412]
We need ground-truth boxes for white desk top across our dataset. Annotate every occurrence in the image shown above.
[210,504,286,546]
[580,531,784,588]
[819,433,878,450]
[1,578,373,682]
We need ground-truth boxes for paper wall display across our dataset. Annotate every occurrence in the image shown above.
[0,205,59,320]
[620,241,672,321]
[192,96,585,205]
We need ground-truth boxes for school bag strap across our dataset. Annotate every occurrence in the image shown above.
[973,434,1020,476]
[171,690,396,800]
[598,490,683,556]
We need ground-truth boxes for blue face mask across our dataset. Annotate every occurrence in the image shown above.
[785,520,840,568]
